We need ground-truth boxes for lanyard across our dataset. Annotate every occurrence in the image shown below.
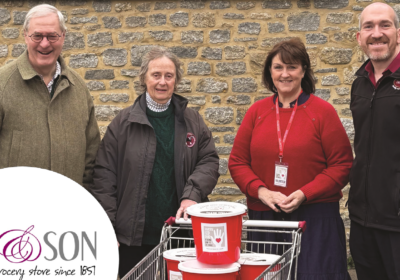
[276,96,298,162]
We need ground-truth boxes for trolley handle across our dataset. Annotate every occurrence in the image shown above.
[165,217,306,232]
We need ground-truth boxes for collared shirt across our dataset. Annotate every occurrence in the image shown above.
[146,91,171,112]
[273,91,310,108]
[41,61,61,94]
[365,51,400,88]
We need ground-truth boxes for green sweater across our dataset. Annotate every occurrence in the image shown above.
[143,104,179,245]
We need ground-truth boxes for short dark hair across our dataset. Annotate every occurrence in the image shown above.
[262,38,315,95]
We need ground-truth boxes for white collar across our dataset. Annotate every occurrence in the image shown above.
[146,92,171,112]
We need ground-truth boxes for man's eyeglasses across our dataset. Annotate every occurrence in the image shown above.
[27,33,62,43]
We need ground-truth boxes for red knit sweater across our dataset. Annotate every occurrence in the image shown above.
[229,94,353,211]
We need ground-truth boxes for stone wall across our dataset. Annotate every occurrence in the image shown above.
[1,0,385,260]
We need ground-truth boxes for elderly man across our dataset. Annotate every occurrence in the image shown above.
[0,4,100,188]
[349,2,400,279]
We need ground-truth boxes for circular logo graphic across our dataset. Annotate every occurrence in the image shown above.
[0,167,118,279]
[394,79,400,89]
[186,133,196,148]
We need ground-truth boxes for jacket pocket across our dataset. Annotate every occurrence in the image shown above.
[8,130,22,167]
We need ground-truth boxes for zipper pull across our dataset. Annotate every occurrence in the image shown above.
[370,90,376,108]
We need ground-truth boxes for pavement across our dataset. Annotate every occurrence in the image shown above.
[349,269,357,280]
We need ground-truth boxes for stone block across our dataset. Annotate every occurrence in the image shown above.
[193,12,216,28]
[314,89,331,101]
[219,158,228,175]
[181,31,204,44]
[322,26,341,32]
[212,186,242,195]
[99,93,129,103]
[288,12,320,31]
[102,16,122,29]
[236,107,249,125]
[315,68,337,73]
[344,66,358,85]
[205,107,234,124]
[237,2,256,9]
[250,13,272,20]
[212,95,221,103]
[95,105,122,122]
[86,81,105,91]
[28,1,56,8]
[227,95,251,105]
[225,46,245,60]
[223,13,245,19]
[133,81,142,94]
[255,96,267,102]
[136,3,151,12]
[115,3,132,12]
[238,22,261,35]
[126,16,147,27]
[102,49,128,67]
[110,80,129,89]
[209,127,235,132]
[154,2,177,10]
[210,1,231,9]
[306,33,327,44]
[61,11,68,22]
[326,13,353,24]
[118,32,144,43]
[71,8,89,15]
[196,78,228,93]
[232,78,257,92]
[59,0,87,5]
[181,0,206,9]
[149,14,166,26]
[13,11,27,25]
[168,46,197,58]
[298,0,311,8]
[216,62,246,76]
[268,22,285,33]
[3,1,24,7]
[341,118,354,140]
[131,45,157,66]
[149,31,173,41]
[93,0,111,12]
[234,37,257,42]
[322,74,341,86]
[262,0,292,9]
[11,44,26,57]
[341,108,352,116]
[223,134,236,144]
[85,69,115,80]
[70,16,98,24]
[189,106,201,112]
[314,0,349,9]
[2,28,19,39]
[213,135,220,144]
[0,45,8,57]
[84,24,102,31]
[121,69,140,78]
[87,32,112,47]
[69,53,98,69]
[333,98,351,104]
[335,87,350,96]
[261,37,297,48]
[220,178,235,184]
[216,146,232,155]
[170,12,189,27]
[176,78,192,93]
[185,96,206,105]
[210,30,231,44]
[202,47,222,59]
[187,62,211,75]
[334,31,356,42]
[320,47,352,64]
[250,53,267,74]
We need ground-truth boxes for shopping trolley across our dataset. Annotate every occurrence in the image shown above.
[121,217,306,280]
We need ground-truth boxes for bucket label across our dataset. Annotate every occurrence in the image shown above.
[201,223,228,252]
[170,270,182,280]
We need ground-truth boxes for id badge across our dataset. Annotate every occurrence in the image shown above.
[274,161,288,187]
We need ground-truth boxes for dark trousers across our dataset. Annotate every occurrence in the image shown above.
[350,221,400,280]
[118,244,156,279]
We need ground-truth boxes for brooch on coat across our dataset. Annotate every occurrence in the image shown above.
[186,133,196,148]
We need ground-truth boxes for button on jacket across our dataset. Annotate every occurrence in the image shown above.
[90,93,219,246]
[0,51,100,188]
[349,59,400,232]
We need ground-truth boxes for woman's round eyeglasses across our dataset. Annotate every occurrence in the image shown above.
[27,33,61,43]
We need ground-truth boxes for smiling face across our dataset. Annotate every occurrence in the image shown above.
[24,13,65,75]
[270,54,305,97]
[357,3,400,62]
[145,56,176,104]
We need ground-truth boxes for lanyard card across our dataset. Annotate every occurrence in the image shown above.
[274,161,288,187]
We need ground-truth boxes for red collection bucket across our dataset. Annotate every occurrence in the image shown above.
[238,253,283,280]
[163,248,197,280]
[178,260,240,280]
[186,202,247,264]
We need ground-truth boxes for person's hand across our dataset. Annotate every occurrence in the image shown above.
[118,242,120,248]
[258,187,287,212]
[210,229,225,248]
[176,199,197,220]
[278,190,306,213]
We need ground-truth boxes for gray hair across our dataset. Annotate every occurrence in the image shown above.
[139,47,183,94]
[24,4,67,33]
[359,3,400,30]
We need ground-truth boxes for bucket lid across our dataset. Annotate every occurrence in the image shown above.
[186,201,247,218]
[178,260,240,274]
[163,248,197,262]
[238,253,282,266]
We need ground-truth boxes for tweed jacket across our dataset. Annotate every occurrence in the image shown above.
[0,51,100,189]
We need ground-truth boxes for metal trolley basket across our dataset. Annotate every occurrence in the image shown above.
[122,218,305,280]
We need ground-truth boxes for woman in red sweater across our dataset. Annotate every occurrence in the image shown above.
[229,39,353,279]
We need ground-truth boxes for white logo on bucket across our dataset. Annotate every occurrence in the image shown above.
[170,270,182,280]
[201,223,228,252]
